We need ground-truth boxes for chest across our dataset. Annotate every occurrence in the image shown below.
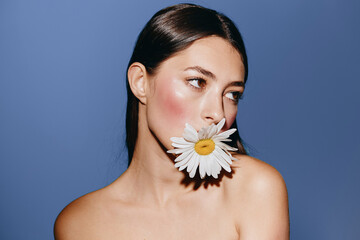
[95,197,239,240]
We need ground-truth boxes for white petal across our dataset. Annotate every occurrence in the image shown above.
[198,127,207,139]
[201,126,208,139]
[215,146,233,164]
[196,152,222,178]
[214,128,237,139]
[205,155,212,176]
[207,124,218,138]
[216,118,226,133]
[213,149,231,172]
[223,149,237,159]
[189,156,200,178]
[179,163,188,171]
[174,151,195,168]
[213,138,232,142]
[207,124,217,138]
[167,147,191,154]
[222,128,237,135]
[199,157,206,179]
[172,142,194,148]
[223,150,238,162]
[185,123,198,135]
[216,142,238,152]
[183,131,198,142]
[212,135,230,142]
[174,148,193,162]
[170,137,193,145]
[215,160,222,173]
[216,158,231,172]
[183,129,198,142]
[210,159,220,178]
[186,155,197,172]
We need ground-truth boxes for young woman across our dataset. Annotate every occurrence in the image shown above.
[54,4,289,239]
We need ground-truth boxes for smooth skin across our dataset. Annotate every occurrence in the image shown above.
[54,36,289,240]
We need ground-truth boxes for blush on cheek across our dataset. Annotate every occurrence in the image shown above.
[162,89,186,119]
[155,80,190,125]
[226,114,237,129]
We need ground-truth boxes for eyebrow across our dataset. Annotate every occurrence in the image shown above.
[184,65,245,87]
[184,66,216,79]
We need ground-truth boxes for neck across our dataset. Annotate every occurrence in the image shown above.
[117,108,195,206]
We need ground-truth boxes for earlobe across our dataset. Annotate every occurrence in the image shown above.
[127,62,148,104]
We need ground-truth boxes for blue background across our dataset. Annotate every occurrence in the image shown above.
[1,0,359,239]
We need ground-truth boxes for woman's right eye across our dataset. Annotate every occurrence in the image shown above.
[187,78,206,89]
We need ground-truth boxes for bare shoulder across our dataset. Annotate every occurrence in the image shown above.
[54,188,107,240]
[224,154,289,239]
[227,154,287,197]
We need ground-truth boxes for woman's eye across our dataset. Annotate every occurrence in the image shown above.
[225,91,243,102]
[187,78,206,89]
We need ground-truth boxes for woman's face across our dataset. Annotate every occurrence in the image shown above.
[145,36,245,150]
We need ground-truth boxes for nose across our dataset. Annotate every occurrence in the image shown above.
[200,93,224,125]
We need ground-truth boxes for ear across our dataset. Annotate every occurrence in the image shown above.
[127,62,149,104]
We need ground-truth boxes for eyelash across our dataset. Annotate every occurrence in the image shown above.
[186,78,244,103]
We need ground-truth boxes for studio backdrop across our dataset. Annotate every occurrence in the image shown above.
[0,0,359,239]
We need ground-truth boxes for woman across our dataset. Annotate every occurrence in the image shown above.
[54,3,289,239]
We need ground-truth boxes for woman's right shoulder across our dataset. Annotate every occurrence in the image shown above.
[53,188,105,239]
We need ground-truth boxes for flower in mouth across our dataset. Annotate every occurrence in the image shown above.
[167,118,238,179]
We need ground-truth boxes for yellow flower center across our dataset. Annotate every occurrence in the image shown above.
[194,139,215,155]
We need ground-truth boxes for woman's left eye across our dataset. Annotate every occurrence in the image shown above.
[225,91,243,102]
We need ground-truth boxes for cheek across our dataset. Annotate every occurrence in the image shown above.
[162,90,186,118]
[153,79,193,128]
[226,114,237,129]
[224,105,238,129]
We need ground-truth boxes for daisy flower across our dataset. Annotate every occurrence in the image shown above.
[167,118,238,179]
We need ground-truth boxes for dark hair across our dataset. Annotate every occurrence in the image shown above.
[126,3,249,165]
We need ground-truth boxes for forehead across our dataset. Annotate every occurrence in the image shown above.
[154,36,245,82]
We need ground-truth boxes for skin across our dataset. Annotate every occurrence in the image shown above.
[54,36,289,240]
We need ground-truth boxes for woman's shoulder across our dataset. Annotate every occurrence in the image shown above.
[54,188,108,239]
[226,154,287,195]
[223,154,288,214]
[223,154,289,238]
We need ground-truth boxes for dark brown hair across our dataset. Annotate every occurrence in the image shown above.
[126,3,249,165]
